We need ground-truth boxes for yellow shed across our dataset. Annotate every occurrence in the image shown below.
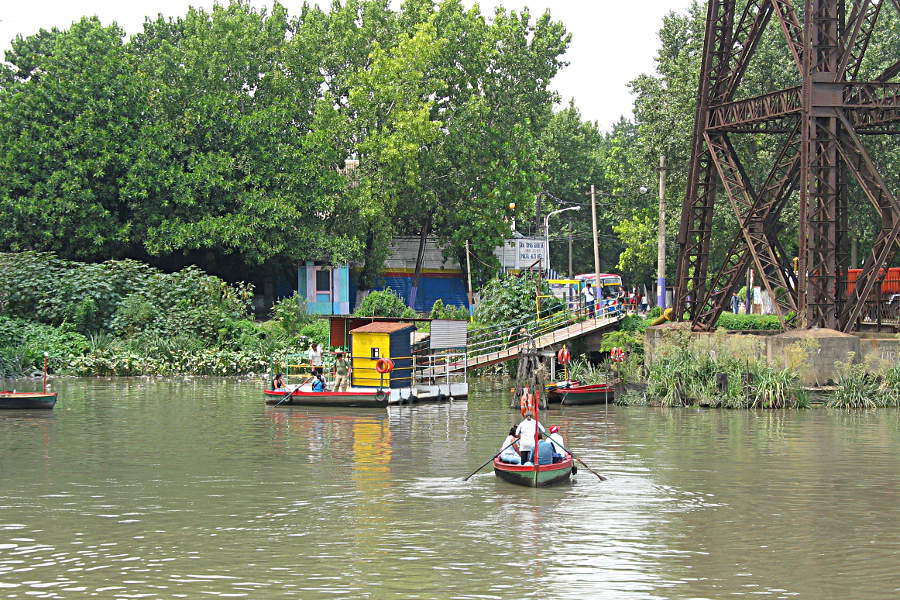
[349,322,415,388]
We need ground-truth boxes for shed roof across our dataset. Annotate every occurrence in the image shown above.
[349,321,416,334]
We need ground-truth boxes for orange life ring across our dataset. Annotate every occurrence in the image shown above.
[375,358,394,374]
[519,388,535,417]
[610,347,626,363]
[556,347,572,365]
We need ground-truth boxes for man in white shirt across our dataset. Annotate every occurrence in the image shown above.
[548,425,566,463]
[308,343,323,375]
[515,411,546,465]
[582,282,596,318]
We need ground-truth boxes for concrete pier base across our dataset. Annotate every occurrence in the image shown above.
[645,324,899,386]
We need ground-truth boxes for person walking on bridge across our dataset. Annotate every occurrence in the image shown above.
[582,282,596,318]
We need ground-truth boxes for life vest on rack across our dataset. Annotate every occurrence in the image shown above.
[519,386,536,417]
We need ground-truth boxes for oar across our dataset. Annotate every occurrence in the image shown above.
[462,439,519,481]
[274,377,311,406]
[541,433,607,481]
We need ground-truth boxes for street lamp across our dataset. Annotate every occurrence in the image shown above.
[544,206,581,276]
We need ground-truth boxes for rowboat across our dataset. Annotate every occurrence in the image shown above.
[0,391,58,410]
[493,454,574,487]
[547,381,614,405]
[264,388,388,408]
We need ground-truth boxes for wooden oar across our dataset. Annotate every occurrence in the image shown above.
[541,433,607,481]
[274,377,311,406]
[462,439,519,481]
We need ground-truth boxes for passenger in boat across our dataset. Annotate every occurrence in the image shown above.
[311,372,327,392]
[272,373,286,391]
[548,425,566,463]
[333,351,351,392]
[499,427,520,464]
[536,438,555,465]
[515,411,545,465]
[308,343,324,375]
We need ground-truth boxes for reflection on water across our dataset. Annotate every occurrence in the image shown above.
[0,377,898,599]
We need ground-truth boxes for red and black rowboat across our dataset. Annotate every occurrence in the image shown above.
[493,454,574,487]
[547,381,614,405]
[494,387,573,486]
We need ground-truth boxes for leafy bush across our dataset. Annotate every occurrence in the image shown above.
[473,275,564,326]
[646,306,662,319]
[715,313,783,330]
[298,319,330,349]
[0,316,89,375]
[269,292,313,336]
[430,299,469,320]
[354,289,416,318]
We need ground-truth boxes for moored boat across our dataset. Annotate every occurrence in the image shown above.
[264,388,388,408]
[0,391,58,410]
[547,381,614,405]
[493,454,574,487]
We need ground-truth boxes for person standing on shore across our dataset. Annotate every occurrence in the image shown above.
[308,343,324,375]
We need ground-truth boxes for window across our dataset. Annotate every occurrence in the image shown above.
[370,347,380,359]
[316,269,331,293]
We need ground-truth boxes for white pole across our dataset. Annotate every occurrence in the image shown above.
[657,155,668,308]
[591,185,601,308]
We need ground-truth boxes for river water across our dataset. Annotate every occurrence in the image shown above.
[1,377,898,599]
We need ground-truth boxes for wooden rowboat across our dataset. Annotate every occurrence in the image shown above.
[547,382,614,405]
[0,391,58,410]
[493,455,574,487]
[264,388,388,408]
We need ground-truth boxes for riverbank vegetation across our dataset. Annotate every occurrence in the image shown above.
[0,252,328,377]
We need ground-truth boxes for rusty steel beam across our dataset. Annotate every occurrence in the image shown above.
[675,0,897,332]
[689,126,802,329]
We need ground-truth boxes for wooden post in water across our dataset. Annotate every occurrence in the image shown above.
[43,352,48,393]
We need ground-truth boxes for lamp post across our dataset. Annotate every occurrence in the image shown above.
[544,206,580,277]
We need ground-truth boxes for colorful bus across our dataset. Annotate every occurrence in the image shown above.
[549,273,625,314]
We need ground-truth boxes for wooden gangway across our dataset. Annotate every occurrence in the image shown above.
[463,307,625,371]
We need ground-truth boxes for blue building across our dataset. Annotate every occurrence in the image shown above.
[297,262,351,315]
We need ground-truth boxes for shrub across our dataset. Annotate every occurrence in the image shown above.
[473,275,564,326]
[715,313,783,331]
[0,316,89,375]
[430,299,469,321]
[354,289,416,318]
[269,292,312,336]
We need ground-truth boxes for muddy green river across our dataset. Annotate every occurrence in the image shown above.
[1,377,898,599]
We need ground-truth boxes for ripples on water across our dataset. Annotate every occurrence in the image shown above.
[1,378,898,599]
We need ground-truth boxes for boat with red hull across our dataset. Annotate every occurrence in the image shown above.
[493,454,574,487]
[0,391,58,410]
[547,382,613,405]
[264,388,388,408]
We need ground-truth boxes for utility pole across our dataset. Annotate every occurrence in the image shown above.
[590,184,601,294]
[656,155,667,308]
[567,219,573,278]
[464,240,474,318]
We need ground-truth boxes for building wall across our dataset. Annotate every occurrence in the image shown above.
[351,332,391,387]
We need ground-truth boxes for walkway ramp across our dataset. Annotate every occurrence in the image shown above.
[465,309,624,371]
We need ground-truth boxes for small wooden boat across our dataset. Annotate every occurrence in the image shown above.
[547,381,614,405]
[493,454,574,487]
[0,391,58,410]
[264,388,388,408]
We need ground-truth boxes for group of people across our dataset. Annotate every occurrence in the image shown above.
[582,282,648,317]
[498,411,567,466]
[271,343,353,393]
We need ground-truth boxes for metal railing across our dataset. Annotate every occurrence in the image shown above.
[466,299,624,363]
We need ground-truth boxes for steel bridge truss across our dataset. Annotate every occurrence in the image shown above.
[674,0,900,331]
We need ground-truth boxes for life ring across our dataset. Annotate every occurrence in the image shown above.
[375,358,394,374]
[610,347,626,363]
[556,347,572,365]
[519,387,535,417]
